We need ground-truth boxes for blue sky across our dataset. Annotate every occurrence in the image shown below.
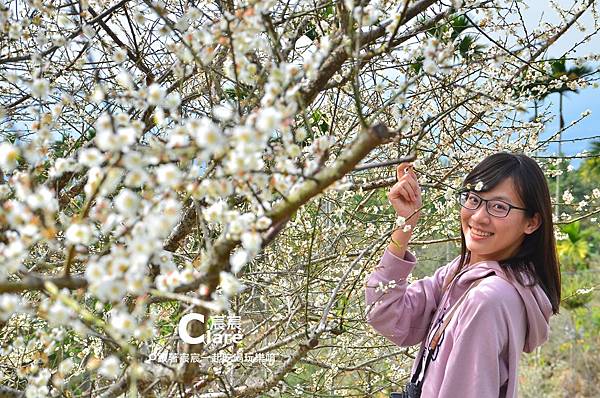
[537,85,600,167]
[520,1,600,167]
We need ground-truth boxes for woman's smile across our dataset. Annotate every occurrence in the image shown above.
[468,225,494,239]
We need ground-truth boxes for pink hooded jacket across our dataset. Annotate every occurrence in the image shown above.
[365,249,553,398]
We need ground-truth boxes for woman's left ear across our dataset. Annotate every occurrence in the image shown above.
[524,213,542,234]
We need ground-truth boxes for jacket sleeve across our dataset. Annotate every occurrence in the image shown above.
[364,248,452,347]
[437,286,511,398]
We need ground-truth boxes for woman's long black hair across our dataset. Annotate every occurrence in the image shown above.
[448,153,561,314]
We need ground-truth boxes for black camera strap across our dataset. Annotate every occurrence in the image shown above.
[409,275,490,387]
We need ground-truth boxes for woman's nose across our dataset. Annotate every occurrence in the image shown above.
[471,203,490,222]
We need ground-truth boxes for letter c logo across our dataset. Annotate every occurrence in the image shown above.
[178,313,205,344]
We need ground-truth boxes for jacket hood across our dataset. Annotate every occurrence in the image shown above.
[447,257,553,353]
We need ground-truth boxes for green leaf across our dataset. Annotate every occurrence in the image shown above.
[450,15,470,40]
[305,23,318,40]
[224,87,249,100]
[321,4,334,18]
[550,57,566,75]
[409,57,424,75]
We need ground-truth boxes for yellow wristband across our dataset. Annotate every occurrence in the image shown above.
[390,236,404,252]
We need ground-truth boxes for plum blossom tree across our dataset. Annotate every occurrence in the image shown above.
[0,0,599,396]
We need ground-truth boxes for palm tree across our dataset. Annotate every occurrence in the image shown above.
[527,58,592,217]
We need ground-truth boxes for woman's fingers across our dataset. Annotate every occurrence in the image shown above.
[393,162,422,204]
[403,174,419,199]
[400,184,414,203]
[390,181,416,203]
[389,182,406,200]
[396,162,412,181]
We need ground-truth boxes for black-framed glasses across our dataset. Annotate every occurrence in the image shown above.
[457,191,528,218]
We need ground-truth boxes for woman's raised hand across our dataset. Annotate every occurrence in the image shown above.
[387,162,422,228]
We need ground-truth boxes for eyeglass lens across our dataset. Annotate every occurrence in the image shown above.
[460,192,510,217]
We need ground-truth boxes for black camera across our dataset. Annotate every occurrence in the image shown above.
[390,382,421,398]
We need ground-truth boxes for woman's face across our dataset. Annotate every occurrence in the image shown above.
[460,177,541,265]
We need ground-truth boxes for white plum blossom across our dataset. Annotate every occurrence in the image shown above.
[122,151,146,170]
[89,83,105,102]
[99,356,121,379]
[112,48,127,64]
[155,271,182,291]
[198,178,234,200]
[110,311,137,337]
[25,368,51,398]
[65,223,93,245]
[116,70,134,88]
[167,127,190,148]
[126,274,149,295]
[95,117,119,151]
[0,142,19,172]
[124,169,149,187]
[83,170,107,202]
[8,21,22,40]
[255,107,282,133]
[30,78,50,99]
[241,231,262,253]
[114,189,140,216]
[58,358,75,376]
[0,294,23,321]
[153,251,176,272]
[562,190,574,205]
[85,260,105,283]
[49,157,79,178]
[128,237,156,266]
[0,184,11,200]
[179,268,195,284]
[78,148,105,167]
[219,271,244,297]
[160,197,182,225]
[146,83,166,106]
[189,117,223,153]
[110,255,131,277]
[116,127,139,148]
[202,200,228,224]
[94,279,127,302]
[156,163,183,188]
[48,301,73,326]
[98,168,123,197]
[213,104,234,121]
[395,216,406,227]
[423,59,439,75]
[25,186,56,211]
[256,216,272,230]
[452,0,464,9]
[230,249,249,274]
[225,150,264,175]
[231,125,255,148]
[164,92,181,110]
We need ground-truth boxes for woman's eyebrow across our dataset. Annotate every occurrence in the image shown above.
[490,195,513,202]
[479,193,512,202]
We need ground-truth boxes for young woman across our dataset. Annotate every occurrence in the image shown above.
[365,153,561,398]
